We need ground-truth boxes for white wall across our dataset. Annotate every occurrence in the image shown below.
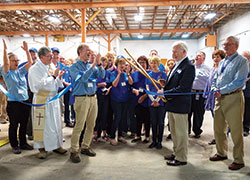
[0,34,120,65]
[119,39,198,60]
[197,35,215,68]
[217,11,250,53]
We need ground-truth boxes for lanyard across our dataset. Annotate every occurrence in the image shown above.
[221,53,238,73]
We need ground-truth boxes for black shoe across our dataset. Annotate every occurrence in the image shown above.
[164,154,175,161]
[20,143,33,150]
[166,134,172,140]
[208,139,216,145]
[193,134,201,138]
[70,152,81,163]
[142,139,149,144]
[12,147,21,154]
[148,142,157,148]
[167,159,187,166]
[81,148,96,157]
[156,142,162,149]
[66,122,75,128]
[131,137,141,143]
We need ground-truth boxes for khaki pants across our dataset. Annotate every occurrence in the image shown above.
[168,112,188,162]
[214,91,244,164]
[0,92,8,119]
[70,96,97,152]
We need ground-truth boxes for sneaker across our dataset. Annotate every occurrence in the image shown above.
[53,147,67,154]
[118,137,127,144]
[38,148,47,159]
[12,147,21,154]
[70,152,81,163]
[81,148,96,157]
[110,139,118,146]
[243,131,249,137]
[0,118,7,124]
[20,143,33,150]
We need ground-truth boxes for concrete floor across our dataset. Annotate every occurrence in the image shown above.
[0,112,250,180]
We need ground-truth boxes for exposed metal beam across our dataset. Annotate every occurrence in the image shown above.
[1,1,250,11]
[0,28,210,36]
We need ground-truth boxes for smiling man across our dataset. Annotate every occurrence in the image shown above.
[210,36,249,170]
[69,44,105,163]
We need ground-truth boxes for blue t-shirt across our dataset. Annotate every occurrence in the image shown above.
[110,71,131,102]
[96,70,111,94]
[145,71,167,107]
[1,66,28,101]
[131,71,149,107]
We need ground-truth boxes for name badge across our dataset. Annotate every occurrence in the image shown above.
[121,82,126,86]
[18,89,24,94]
[88,83,93,88]
[177,69,182,74]
[139,88,144,92]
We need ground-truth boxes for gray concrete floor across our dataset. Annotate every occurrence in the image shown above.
[0,112,250,180]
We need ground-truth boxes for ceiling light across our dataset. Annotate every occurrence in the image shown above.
[23,34,31,37]
[182,33,189,38]
[48,16,61,24]
[134,14,143,21]
[204,13,216,20]
[106,8,115,13]
[138,34,143,39]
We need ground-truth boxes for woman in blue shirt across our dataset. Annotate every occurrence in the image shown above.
[1,40,33,154]
[146,56,167,149]
[93,56,112,142]
[131,56,151,144]
[109,57,133,145]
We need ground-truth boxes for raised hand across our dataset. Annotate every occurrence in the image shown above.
[96,53,101,65]
[2,39,7,50]
[21,41,29,52]
[59,68,66,79]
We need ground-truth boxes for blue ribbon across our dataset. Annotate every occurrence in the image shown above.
[0,72,82,107]
[145,78,246,96]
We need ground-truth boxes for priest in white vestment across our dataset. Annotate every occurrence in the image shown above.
[28,47,67,159]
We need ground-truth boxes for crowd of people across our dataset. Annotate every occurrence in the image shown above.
[0,35,250,170]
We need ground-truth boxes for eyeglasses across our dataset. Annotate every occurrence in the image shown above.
[44,55,52,58]
[222,43,234,47]
[10,60,20,63]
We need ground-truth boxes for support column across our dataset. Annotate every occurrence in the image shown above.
[81,8,86,43]
[108,34,111,51]
[45,34,49,46]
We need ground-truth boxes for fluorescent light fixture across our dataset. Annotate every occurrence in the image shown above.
[182,33,189,38]
[106,8,115,13]
[204,13,216,20]
[23,34,31,37]
[48,16,61,24]
[138,34,143,39]
[134,14,143,21]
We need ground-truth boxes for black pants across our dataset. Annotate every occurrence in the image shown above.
[188,94,206,135]
[7,101,30,148]
[150,106,165,143]
[126,98,137,134]
[94,93,109,137]
[135,104,150,137]
[243,96,250,132]
[26,90,33,137]
[106,95,113,136]
[64,91,71,124]
[110,100,129,139]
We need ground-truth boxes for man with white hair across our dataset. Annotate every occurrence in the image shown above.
[241,50,250,137]
[163,41,195,166]
[210,36,249,170]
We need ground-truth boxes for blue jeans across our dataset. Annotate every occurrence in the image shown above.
[110,100,129,139]
[150,106,166,143]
